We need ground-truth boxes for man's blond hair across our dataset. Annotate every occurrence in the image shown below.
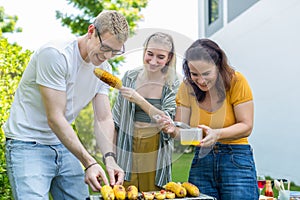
[94,10,129,43]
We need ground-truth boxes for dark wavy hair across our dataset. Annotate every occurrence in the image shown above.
[183,39,235,103]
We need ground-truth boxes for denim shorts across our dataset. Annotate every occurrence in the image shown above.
[188,143,259,200]
[5,139,89,200]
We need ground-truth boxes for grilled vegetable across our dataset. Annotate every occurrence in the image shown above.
[166,191,176,199]
[155,190,166,200]
[94,68,122,89]
[113,185,126,200]
[101,185,115,200]
[126,185,138,200]
[182,182,200,197]
[165,182,187,198]
[142,192,155,200]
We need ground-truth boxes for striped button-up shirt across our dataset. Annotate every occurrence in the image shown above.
[112,67,180,187]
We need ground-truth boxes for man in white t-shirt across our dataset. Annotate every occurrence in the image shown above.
[3,10,129,199]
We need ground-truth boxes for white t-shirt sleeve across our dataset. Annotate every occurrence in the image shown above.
[36,47,68,91]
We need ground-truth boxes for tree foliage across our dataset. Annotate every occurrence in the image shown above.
[0,7,33,199]
[0,6,22,35]
[56,0,148,72]
[56,0,147,36]
[0,38,32,200]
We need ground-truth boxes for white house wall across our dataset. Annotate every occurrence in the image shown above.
[210,0,300,184]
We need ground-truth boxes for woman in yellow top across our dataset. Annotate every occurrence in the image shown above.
[159,39,259,200]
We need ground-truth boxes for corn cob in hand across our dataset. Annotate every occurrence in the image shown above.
[94,68,122,89]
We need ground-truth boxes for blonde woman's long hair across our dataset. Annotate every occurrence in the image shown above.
[143,32,177,87]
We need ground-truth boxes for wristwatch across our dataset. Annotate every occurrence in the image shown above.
[102,152,117,165]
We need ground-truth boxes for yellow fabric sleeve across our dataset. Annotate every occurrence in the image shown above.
[175,71,253,144]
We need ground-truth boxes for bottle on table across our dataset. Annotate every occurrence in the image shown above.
[264,180,274,197]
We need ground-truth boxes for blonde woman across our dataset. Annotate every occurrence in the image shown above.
[112,32,180,191]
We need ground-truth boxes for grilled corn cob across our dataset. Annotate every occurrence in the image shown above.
[113,185,126,200]
[166,191,176,199]
[142,192,155,200]
[94,68,122,89]
[126,185,138,200]
[101,185,115,200]
[165,182,187,198]
[182,182,200,197]
[155,190,166,200]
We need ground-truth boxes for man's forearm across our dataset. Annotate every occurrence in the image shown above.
[48,115,96,168]
[94,118,116,156]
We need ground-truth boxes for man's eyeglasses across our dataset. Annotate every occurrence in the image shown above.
[94,26,125,56]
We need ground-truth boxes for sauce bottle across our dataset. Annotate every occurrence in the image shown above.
[264,180,274,197]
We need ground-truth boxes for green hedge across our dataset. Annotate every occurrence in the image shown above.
[0,36,32,199]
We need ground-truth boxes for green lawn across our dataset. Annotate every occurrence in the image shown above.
[171,153,194,182]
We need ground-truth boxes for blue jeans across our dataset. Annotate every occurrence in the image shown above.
[5,139,89,200]
[188,143,259,200]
